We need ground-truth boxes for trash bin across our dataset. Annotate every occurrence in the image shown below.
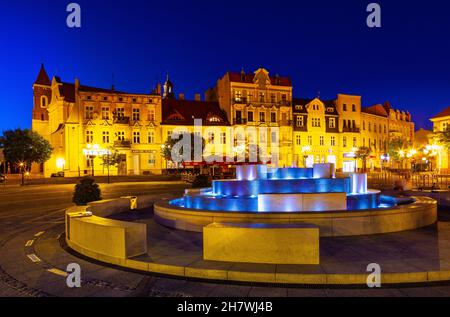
[130,196,138,210]
[121,196,138,210]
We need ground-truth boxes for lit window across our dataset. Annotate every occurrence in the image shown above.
[148,131,154,143]
[296,116,304,127]
[86,130,93,143]
[102,107,110,120]
[102,131,110,144]
[85,106,94,119]
[329,118,336,128]
[133,131,140,144]
[117,131,125,141]
[132,108,140,121]
[296,135,301,146]
[148,152,156,166]
[116,107,125,118]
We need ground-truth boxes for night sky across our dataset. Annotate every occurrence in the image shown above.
[2,0,450,131]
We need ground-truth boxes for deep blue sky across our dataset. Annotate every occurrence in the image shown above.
[1,0,450,131]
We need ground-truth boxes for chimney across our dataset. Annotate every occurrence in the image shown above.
[195,93,201,101]
[179,93,185,100]
[156,83,162,95]
[75,78,80,93]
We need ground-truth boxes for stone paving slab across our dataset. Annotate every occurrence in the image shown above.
[79,209,450,285]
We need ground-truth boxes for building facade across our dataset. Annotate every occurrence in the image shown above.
[31,65,415,177]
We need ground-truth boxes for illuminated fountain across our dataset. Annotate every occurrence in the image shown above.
[154,164,436,237]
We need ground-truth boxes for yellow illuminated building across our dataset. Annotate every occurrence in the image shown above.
[31,65,415,177]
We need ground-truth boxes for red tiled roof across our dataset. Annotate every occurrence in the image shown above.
[432,106,450,119]
[34,64,51,86]
[162,99,230,126]
[362,104,389,117]
[227,72,292,87]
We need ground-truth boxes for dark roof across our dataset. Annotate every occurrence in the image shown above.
[162,99,230,126]
[227,72,291,87]
[362,104,389,117]
[54,78,158,103]
[432,106,450,119]
[34,64,51,86]
[323,100,339,115]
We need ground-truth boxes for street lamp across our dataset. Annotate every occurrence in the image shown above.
[19,162,25,186]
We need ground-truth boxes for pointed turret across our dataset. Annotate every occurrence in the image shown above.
[34,63,51,86]
[163,73,175,99]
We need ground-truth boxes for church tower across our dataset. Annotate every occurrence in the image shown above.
[163,73,175,99]
[32,64,52,122]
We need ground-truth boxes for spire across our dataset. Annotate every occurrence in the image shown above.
[163,72,175,99]
[34,63,51,86]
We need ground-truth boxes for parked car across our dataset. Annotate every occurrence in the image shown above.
[50,172,65,178]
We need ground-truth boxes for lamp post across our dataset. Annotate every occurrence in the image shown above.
[19,162,24,186]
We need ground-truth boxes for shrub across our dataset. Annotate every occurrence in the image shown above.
[192,175,211,188]
[73,178,102,206]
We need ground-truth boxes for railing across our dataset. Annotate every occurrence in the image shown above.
[367,171,450,190]
[342,127,360,133]
[234,118,247,125]
[231,99,292,107]
[114,116,130,124]
[114,140,131,148]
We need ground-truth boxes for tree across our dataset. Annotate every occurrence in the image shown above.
[73,178,102,206]
[101,149,125,183]
[0,128,52,172]
[388,137,410,169]
[355,147,372,173]
[161,132,205,164]
[437,130,450,150]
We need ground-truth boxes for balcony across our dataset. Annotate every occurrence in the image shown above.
[234,118,247,125]
[342,127,360,133]
[114,140,131,148]
[114,116,130,125]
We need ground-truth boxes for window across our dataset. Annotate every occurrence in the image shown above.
[235,90,242,102]
[119,97,123,102]
[86,130,93,143]
[235,110,242,121]
[343,136,347,148]
[260,111,265,123]
[116,107,125,118]
[117,131,125,141]
[259,92,265,102]
[132,108,140,121]
[329,118,336,128]
[320,136,324,146]
[271,112,276,123]
[363,121,366,130]
[296,135,301,146]
[271,131,278,144]
[133,132,140,144]
[352,104,356,112]
[374,124,377,133]
[133,98,137,103]
[148,153,156,166]
[312,118,321,127]
[102,131,110,144]
[148,131,155,144]
[308,135,313,146]
[41,113,45,121]
[384,125,387,133]
[40,96,48,108]
[85,106,94,119]
[148,109,155,122]
[368,123,371,132]
[281,94,287,103]
[271,94,276,103]
[248,111,254,122]
[296,116,304,127]
[208,132,215,144]
[220,132,226,144]
[353,137,357,147]
[331,136,336,147]
[343,104,347,111]
[103,96,108,101]
[102,107,110,120]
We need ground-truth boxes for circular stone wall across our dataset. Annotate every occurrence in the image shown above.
[154,196,437,237]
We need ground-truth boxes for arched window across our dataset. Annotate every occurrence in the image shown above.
[41,96,48,108]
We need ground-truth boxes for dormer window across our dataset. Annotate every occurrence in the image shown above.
[208,116,221,123]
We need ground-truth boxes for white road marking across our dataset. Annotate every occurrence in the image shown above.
[25,240,34,247]
[34,231,45,237]
[47,268,68,277]
[27,254,41,263]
